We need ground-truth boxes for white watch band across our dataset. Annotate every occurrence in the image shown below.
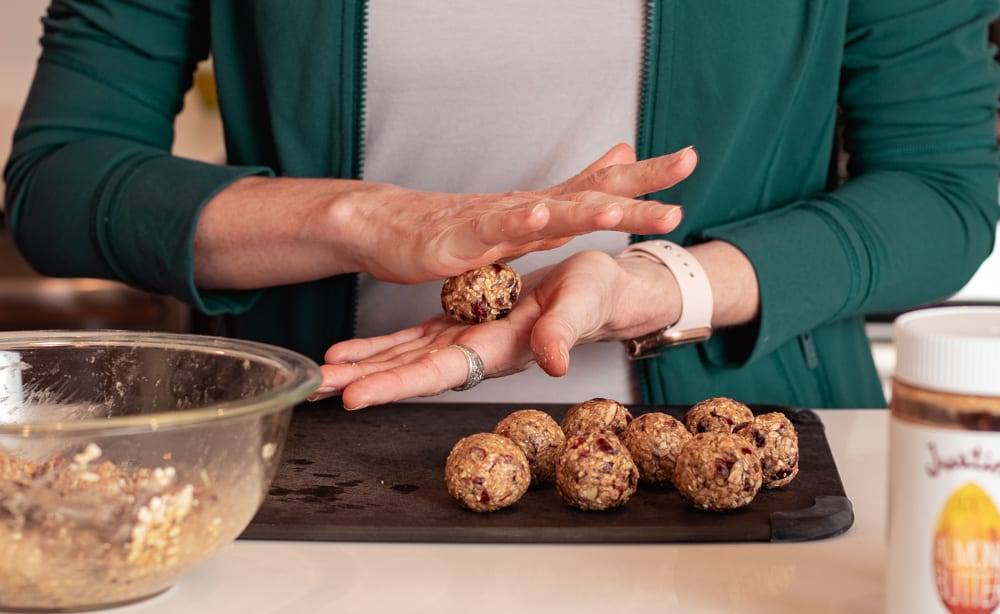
[617,240,714,357]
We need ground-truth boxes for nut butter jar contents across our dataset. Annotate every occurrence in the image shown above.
[886,307,1000,614]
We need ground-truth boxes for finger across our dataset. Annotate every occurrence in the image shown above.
[562,192,684,236]
[548,143,637,193]
[470,201,550,245]
[355,319,458,365]
[442,200,549,260]
[341,342,484,410]
[318,348,423,394]
[341,307,539,409]
[449,197,617,259]
[324,324,427,364]
[325,317,454,367]
[320,318,466,392]
[582,146,698,198]
[499,237,574,261]
[334,314,531,400]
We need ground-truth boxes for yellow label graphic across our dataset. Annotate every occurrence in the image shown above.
[933,482,1000,614]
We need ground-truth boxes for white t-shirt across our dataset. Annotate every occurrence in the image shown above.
[358,1,644,403]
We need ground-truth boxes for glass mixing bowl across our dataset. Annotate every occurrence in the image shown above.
[0,331,320,611]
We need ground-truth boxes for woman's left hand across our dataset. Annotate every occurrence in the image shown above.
[316,252,682,409]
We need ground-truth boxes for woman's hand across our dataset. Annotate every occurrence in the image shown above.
[342,144,696,283]
[315,251,683,408]
[194,144,696,289]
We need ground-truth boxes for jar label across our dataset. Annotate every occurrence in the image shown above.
[888,418,1000,613]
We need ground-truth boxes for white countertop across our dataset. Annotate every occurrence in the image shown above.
[87,409,888,614]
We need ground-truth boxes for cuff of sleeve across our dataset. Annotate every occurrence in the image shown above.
[103,154,274,316]
[698,200,860,366]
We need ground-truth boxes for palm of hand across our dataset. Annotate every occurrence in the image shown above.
[319,252,624,409]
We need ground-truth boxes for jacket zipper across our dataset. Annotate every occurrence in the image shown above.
[349,0,370,338]
[634,0,658,400]
[635,0,657,168]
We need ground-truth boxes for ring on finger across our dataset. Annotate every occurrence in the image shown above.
[449,344,486,391]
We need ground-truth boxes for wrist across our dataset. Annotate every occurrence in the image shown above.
[605,258,682,340]
[311,181,393,275]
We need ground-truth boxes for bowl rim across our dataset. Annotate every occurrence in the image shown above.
[0,330,321,436]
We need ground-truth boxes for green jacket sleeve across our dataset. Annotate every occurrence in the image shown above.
[701,0,1000,365]
[2,0,271,315]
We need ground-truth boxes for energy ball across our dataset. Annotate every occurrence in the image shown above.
[673,432,763,512]
[444,433,530,512]
[621,412,692,485]
[684,397,754,435]
[441,262,522,324]
[735,412,799,489]
[493,409,566,484]
[561,398,633,438]
[555,432,639,511]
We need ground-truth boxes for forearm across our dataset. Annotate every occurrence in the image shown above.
[688,241,759,327]
[193,176,370,289]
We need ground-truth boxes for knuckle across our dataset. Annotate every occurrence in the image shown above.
[417,354,445,379]
[580,170,606,191]
[571,250,617,270]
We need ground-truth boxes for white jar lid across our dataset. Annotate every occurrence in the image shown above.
[894,306,1000,397]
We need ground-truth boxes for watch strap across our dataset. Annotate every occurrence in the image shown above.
[617,240,714,358]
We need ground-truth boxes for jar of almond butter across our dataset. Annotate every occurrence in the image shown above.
[887,306,1000,614]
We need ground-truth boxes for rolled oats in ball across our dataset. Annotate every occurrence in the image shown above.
[684,397,754,435]
[555,432,639,511]
[735,412,799,489]
[444,433,530,512]
[673,432,763,512]
[441,262,522,324]
[561,397,633,438]
[621,412,692,485]
[493,409,566,484]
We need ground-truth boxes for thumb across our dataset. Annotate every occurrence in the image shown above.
[530,292,606,377]
[530,311,577,377]
[546,143,637,194]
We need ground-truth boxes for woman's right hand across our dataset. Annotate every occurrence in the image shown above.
[347,143,697,283]
[194,143,696,289]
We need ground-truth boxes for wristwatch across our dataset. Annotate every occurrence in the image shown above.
[616,240,714,359]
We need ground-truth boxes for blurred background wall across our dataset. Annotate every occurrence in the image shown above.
[0,1,223,333]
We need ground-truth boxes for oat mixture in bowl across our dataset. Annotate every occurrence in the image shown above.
[0,331,320,611]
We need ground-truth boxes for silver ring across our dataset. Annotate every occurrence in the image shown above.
[450,344,485,391]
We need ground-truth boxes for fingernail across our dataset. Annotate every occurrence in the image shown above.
[307,385,338,401]
[531,202,547,217]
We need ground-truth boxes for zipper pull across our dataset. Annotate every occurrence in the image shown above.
[799,332,819,370]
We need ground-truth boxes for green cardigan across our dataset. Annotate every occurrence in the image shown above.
[5,1,999,407]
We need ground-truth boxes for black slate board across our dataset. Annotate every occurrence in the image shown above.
[241,402,853,543]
